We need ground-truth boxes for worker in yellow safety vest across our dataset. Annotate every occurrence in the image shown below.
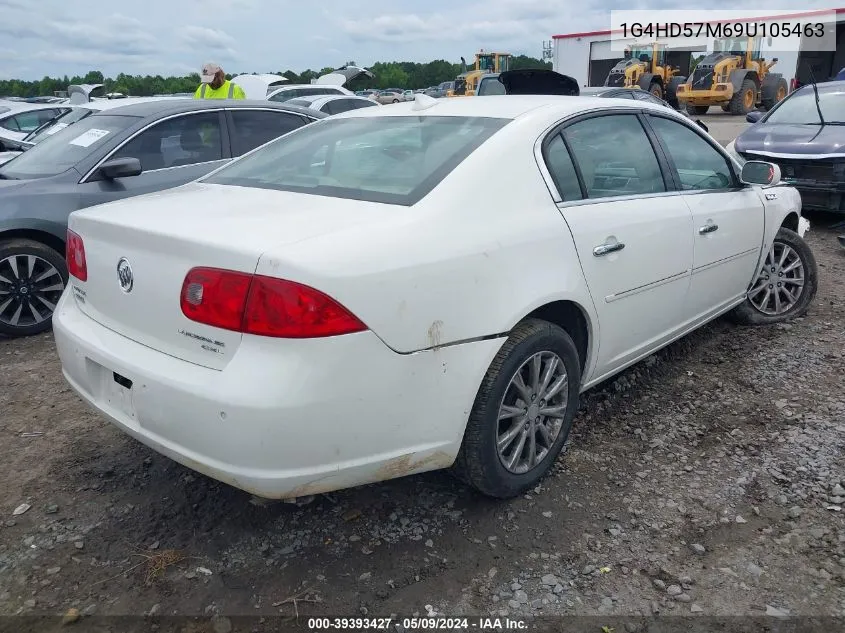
[194,62,246,99]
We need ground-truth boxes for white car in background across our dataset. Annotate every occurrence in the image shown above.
[263,66,375,103]
[54,94,817,501]
[283,94,380,115]
[0,101,71,151]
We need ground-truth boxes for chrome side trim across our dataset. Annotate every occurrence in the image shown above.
[605,269,690,303]
[691,248,758,275]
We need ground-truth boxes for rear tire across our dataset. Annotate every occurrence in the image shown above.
[451,319,581,498]
[686,104,709,115]
[0,239,68,338]
[728,228,817,326]
[721,104,731,112]
[729,78,757,115]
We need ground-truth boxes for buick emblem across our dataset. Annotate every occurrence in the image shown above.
[116,258,134,293]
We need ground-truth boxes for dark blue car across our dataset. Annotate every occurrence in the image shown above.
[728,80,845,214]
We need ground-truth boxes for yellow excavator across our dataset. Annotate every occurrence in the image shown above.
[604,42,686,107]
[449,51,512,97]
[675,35,788,115]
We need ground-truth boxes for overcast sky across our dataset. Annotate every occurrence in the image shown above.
[0,0,837,80]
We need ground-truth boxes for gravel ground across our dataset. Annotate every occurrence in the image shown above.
[1,206,844,625]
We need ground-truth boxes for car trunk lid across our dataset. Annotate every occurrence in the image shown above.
[67,182,392,370]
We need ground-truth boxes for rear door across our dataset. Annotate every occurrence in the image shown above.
[224,108,314,156]
[544,111,694,377]
[643,113,765,319]
[77,110,230,208]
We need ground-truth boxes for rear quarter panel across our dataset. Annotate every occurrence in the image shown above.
[254,116,598,357]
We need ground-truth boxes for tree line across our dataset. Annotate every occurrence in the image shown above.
[0,56,551,97]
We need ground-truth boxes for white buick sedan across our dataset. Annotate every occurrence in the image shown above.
[54,95,817,500]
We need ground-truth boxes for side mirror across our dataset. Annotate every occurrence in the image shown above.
[746,110,764,123]
[741,160,781,187]
[98,157,142,180]
[696,119,709,132]
[772,57,779,63]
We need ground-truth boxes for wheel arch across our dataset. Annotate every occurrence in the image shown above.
[730,70,760,91]
[780,211,799,233]
[518,300,592,375]
[0,227,66,256]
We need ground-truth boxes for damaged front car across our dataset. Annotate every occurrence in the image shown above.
[728,80,845,213]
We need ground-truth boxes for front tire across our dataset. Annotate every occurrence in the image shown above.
[728,227,818,325]
[452,319,581,498]
[729,78,756,115]
[0,239,68,338]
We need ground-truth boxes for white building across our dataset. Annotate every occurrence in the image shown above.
[553,8,845,90]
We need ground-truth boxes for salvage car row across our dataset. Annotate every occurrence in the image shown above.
[0,68,831,503]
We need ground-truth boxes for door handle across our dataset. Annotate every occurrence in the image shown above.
[699,223,719,235]
[593,241,625,257]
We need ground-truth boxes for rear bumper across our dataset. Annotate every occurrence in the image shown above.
[53,290,502,498]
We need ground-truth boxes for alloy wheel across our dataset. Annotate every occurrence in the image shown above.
[496,351,569,474]
[747,241,805,315]
[0,254,65,329]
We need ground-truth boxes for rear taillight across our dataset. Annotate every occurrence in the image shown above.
[180,267,367,339]
[66,229,87,281]
[790,78,798,93]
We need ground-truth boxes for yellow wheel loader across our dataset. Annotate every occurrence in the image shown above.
[449,51,512,97]
[675,36,788,115]
[604,42,686,108]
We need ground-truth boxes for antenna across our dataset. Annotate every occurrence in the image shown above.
[542,40,553,61]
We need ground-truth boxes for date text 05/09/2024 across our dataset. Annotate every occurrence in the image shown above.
[306,617,529,630]
[620,21,826,40]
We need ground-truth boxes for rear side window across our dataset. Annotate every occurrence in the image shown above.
[544,134,583,201]
[563,114,667,199]
[204,116,508,206]
[229,110,307,156]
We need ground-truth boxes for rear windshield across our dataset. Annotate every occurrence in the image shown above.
[203,115,508,205]
[0,114,138,179]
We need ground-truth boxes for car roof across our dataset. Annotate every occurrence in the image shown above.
[78,96,192,112]
[88,98,323,119]
[329,94,665,121]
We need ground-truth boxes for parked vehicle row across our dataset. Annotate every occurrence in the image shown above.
[50,91,816,502]
[0,100,325,336]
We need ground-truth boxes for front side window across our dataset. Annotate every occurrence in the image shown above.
[112,112,223,171]
[204,115,508,206]
[563,114,667,199]
[229,110,307,156]
[648,115,735,190]
[0,114,139,179]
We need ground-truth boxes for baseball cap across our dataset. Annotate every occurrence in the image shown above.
[201,62,221,84]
